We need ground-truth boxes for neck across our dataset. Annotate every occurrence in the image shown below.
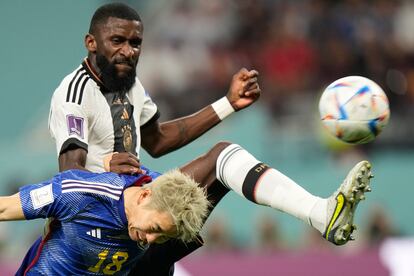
[123,186,142,221]
[85,56,103,84]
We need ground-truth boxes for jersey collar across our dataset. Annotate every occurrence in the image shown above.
[82,58,110,93]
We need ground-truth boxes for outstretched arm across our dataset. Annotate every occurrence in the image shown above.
[141,68,261,157]
[0,193,25,221]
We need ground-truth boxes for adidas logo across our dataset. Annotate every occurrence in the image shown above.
[86,228,102,239]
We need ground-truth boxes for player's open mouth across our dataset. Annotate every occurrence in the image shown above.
[136,230,146,243]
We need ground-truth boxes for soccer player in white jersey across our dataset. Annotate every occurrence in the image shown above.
[48,3,260,174]
[47,3,373,275]
[48,3,259,275]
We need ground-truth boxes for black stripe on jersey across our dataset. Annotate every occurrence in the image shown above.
[81,59,105,91]
[59,137,88,155]
[66,68,84,102]
[78,76,90,105]
[71,72,89,103]
[242,162,270,203]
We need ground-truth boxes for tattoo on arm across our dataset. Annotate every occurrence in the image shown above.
[177,120,189,143]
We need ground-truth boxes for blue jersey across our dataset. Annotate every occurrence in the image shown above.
[17,168,161,275]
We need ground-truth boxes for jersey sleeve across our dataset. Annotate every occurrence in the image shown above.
[136,80,160,127]
[19,176,80,221]
[48,85,89,156]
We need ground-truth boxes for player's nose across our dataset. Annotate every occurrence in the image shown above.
[120,43,135,59]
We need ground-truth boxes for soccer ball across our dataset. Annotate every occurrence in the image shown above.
[319,76,390,144]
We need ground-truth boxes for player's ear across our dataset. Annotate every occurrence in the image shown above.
[85,34,97,53]
[138,189,152,204]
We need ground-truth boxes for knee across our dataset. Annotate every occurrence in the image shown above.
[212,141,232,152]
[204,141,232,163]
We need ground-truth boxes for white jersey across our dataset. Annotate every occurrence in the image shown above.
[49,59,159,172]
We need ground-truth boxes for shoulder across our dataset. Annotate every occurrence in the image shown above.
[52,66,100,106]
[60,170,128,195]
[128,77,147,98]
[127,77,158,117]
[60,170,121,183]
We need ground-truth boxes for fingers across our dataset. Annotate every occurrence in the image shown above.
[111,164,142,175]
[246,69,259,79]
[227,68,261,109]
[246,77,258,87]
[237,68,259,80]
[244,83,261,97]
[112,152,140,167]
[239,73,260,96]
[107,152,142,174]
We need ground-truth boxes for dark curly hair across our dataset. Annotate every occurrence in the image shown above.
[89,3,142,34]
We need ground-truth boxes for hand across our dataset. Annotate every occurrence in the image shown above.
[226,68,261,111]
[103,152,142,174]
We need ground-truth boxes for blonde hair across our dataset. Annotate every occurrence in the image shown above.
[144,169,209,243]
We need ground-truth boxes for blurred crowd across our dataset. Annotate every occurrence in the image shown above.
[0,2,412,275]
[137,0,414,148]
[200,204,401,254]
[0,1,412,273]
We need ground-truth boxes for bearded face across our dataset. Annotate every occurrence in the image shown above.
[89,17,143,93]
[96,53,136,92]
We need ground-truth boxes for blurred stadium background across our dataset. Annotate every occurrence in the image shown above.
[1,0,414,275]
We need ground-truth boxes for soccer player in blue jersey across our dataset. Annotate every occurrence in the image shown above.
[1,142,372,275]
[0,168,208,275]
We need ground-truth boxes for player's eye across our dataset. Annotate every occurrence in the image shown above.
[129,39,142,48]
[111,37,124,45]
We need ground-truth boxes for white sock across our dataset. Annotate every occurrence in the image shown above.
[216,144,327,232]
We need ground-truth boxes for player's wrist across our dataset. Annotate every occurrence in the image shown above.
[211,97,235,120]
